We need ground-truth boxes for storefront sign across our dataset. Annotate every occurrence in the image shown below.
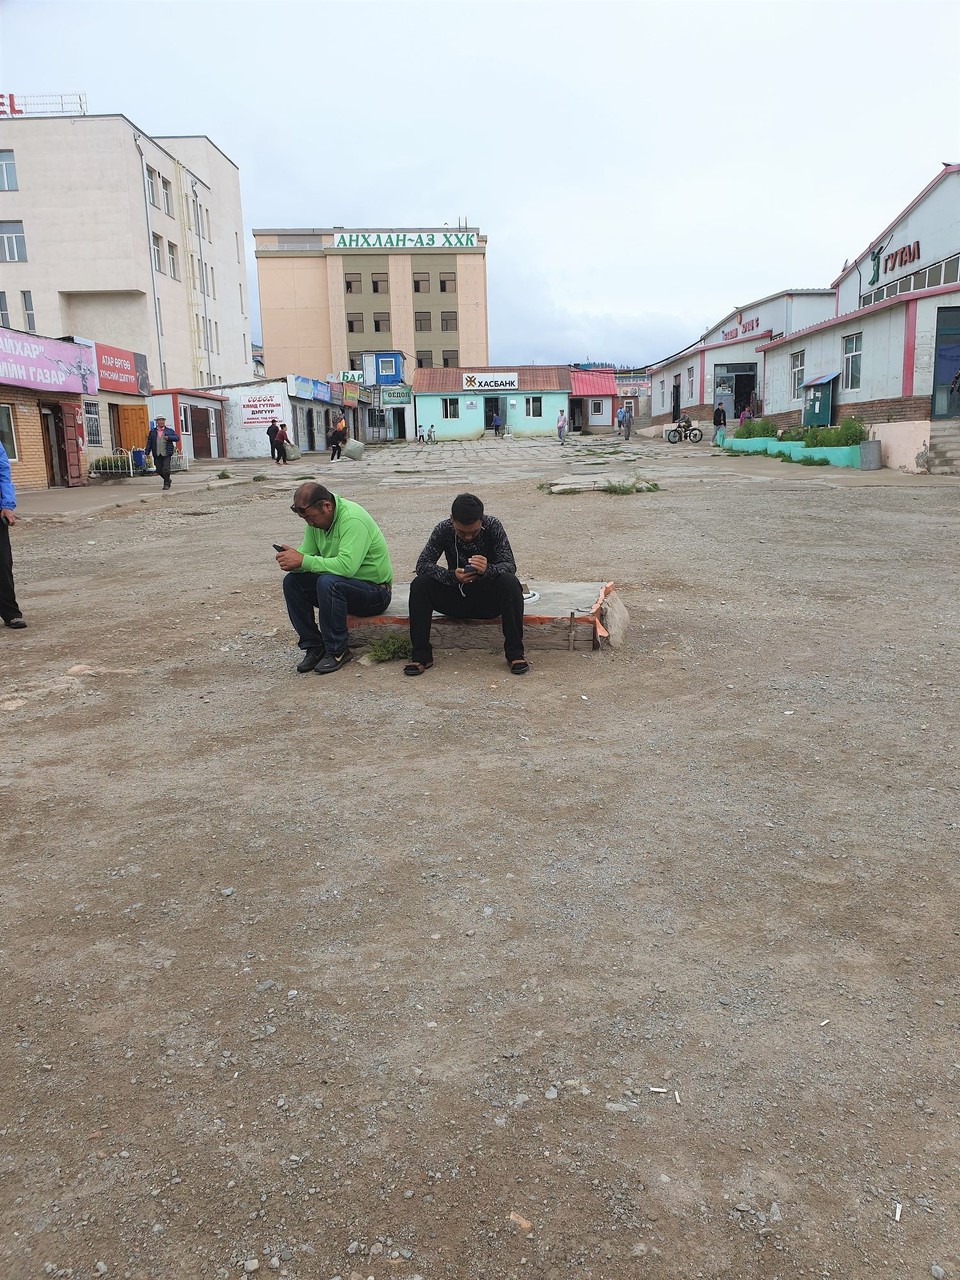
[332,230,477,250]
[337,371,364,383]
[462,372,518,391]
[0,327,98,393]
[288,375,331,402]
[95,342,150,395]
[381,385,411,406]
[341,383,359,406]
[722,316,760,342]
[884,240,921,275]
[0,92,87,117]
[240,391,285,428]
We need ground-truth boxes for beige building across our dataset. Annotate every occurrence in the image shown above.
[0,113,252,390]
[254,226,488,379]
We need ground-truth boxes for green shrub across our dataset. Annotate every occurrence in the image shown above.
[735,418,776,439]
[367,633,412,663]
[216,469,231,479]
[252,473,267,482]
[89,455,132,474]
[798,455,831,465]
[804,418,866,448]
[778,427,805,442]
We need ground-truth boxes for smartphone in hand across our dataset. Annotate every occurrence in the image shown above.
[462,563,478,576]
[273,543,285,551]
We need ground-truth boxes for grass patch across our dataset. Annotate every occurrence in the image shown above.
[252,473,267,482]
[603,480,660,495]
[216,469,231,480]
[367,633,413,663]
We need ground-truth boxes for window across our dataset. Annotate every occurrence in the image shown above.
[239,282,244,312]
[371,273,388,294]
[242,332,247,361]
[156,297,163,336]
[413,272,430,293]
[944,256,960,285]
[591,399,602,416]
[441,311,457,332]
[151,234,164,272]
[660,379,665,408]
[687,366,694,398]
[439,272,456,294]
[0,150,17,191]
[790,350,805,400]
[442,350,458,367]
[346,313,364,333]
[235,231,241,263]
[21,290,35,332]
[416,350,433,369]
[83,399,102,447]
[378,356,397,377]
[0,405,17,459]
[0,220,27,262]
[441,398,460,419]
[205,208,212,241]
[842,333,862,390]
[373,312,390,333]
[345,273,361,294]
[167,241,179,279]
[195,313,201,349]
[161,176,173,216]
[0,291,8,326]
[214,321,220,355]
[348,352,363,371]
[926,263,942,288]
[624,399,634,415]
[415,312,432,332]
[146,167,159,206]
[525,396,543,417]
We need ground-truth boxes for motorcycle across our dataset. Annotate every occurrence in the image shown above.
[666,420,703,444]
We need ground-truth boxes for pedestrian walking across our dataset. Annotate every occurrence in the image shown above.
[623,404,633,441]
[615,406,625,436]
[712,403,727,443]
[556,409,567,443]
[491,411,502,438]
[145,416,181,491]
[266,417,280,461]
[274,423,290,464]
[329,420,347,462]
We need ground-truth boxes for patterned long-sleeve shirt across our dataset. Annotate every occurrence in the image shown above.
[415,515,517,585]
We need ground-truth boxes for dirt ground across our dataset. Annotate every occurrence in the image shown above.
[2,439,958,1280]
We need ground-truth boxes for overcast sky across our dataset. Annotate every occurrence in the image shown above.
[3,0,958,367]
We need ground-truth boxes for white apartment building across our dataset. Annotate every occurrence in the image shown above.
[0,113,252,391]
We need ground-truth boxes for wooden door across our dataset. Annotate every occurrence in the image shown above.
[116,403,149,453]
[58,403,87,486]
[190,406,211,458]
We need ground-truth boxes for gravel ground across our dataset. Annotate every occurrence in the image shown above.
[1,439,958,1280]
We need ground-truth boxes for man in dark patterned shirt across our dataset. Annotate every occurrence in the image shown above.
[405,493,528,676]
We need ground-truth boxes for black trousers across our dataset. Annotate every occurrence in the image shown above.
[268,437,279,461]
[155,454,173,487]
[0,518,21,622]
[408,572,525,664]
[330,444,342,461]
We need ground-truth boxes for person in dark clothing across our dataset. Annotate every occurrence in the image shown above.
[274,424,290,464]
[405,492,528,676]
[329,420,347,462]
[266,418,280,461]
[145,416,181,490]
[712,403,727,443]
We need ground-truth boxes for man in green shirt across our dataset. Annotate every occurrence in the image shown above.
[276,483,392,674]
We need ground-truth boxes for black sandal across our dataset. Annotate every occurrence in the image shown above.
[403,661,433,676]
[509,658,529,675]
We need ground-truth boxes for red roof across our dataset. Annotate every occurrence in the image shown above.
[569,369,617,396]
[412,365,572,394]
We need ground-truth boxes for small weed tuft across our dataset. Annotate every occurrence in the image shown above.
[252,473,267,482]
[367,633,413,663]
[216,469,231,480]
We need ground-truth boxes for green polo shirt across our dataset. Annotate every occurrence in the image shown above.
[297,495,392,585]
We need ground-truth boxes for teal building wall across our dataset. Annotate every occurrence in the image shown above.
[414,391,568,441]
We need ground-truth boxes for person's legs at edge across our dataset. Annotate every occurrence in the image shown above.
[282,571,325,652]
[316,575,391,659]
[0,519,22,623]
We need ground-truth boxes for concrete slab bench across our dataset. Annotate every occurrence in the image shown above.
[347,582,626,652]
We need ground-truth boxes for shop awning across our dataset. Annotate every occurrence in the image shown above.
[802,372,840,388]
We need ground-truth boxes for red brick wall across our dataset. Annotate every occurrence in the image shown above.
[0,386,85,492]
[651,403,712,427]
[757,396,933,433]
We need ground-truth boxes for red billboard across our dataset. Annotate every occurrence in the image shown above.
[95,343,151,395]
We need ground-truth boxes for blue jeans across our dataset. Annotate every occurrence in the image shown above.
[283,572,392,657]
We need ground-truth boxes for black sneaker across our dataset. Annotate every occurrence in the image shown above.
[315,650,353,674]
[296,647,324,673]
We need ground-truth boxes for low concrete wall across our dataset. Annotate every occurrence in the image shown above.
[723,436,861,468]
[867,421,929,473]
